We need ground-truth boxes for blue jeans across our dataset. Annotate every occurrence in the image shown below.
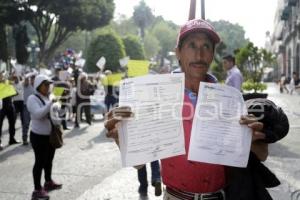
[22,105,31,142]
[137,160,161,192]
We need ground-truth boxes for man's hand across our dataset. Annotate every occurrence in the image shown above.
[104,106,133,145]
[240,114,265,141]
[240,114,268,161]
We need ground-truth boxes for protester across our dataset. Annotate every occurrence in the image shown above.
[22,73,36,145]
[52,68,71,130]
[137,161,162,197]
[74,72,95,128]
[222,54,243,91]
[12,74,26,145]
[103,70,119,112]
[27,74,62,200]
[289,71,300,95]
[279,73,286,93]
[105,19,288,200]
[0,73,19,150]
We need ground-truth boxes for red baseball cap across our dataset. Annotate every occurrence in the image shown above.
[176,19,220,47]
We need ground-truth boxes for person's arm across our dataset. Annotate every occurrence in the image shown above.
[240,115,268,161]
[27,95,52,119]
[104,107,144,169]
[251,141,268,161]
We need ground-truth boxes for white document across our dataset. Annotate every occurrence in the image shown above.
[188,82,252,167]
[118,73,186,167]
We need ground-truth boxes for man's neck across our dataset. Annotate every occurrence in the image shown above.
[227,65,235,71]
[185,77,206,94]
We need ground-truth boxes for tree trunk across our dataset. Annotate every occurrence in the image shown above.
[14,25,29,65]
[0,23,8,62]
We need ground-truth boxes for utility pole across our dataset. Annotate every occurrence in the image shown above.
[189,0,196,20]
[189,0,205,20]
[201,0,205,19]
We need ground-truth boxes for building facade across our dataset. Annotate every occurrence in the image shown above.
[271,0,300,80]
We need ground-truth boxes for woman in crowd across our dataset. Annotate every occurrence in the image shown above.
[27,74,62,200]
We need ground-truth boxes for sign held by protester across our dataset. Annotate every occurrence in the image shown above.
[0,83,17,99]
[96,56,106,71]
[127,60,150,77]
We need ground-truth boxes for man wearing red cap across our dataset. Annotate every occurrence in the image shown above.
[105,19,267,200]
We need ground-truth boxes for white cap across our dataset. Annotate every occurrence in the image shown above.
[34,74,53,91]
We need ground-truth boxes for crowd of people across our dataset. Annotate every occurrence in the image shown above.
[0,17,292,200]
[0,52,119,199]
[279,71,300,94]
[105,18,289,200]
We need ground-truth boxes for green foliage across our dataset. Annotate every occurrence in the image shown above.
[86,31,125,73]
[242,80,267,92]
[122,35,145,60]
[55,30,88,56]
[235,42,275,92]
[56,0,115,31]
[14,25,30,64]
[133,0,155,38]
[0,25,8,62]
[211,41,227,80]
[150,20,177,63]
[112,15,138,36]
[209,20,249,55]
[208,20,248,81]
[0,0,27,25]
[143,33,160,59]
[12,0,115,64]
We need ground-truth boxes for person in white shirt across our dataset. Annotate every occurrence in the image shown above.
[12,75,27,144]
[27,74,62,200]
[22,73,35,145]
[222,54,243,91]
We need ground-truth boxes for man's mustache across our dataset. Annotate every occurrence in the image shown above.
[190,61,209,68]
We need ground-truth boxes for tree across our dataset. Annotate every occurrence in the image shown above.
[133,0,154,40]
[235,42,275,93]
[150,20,177,66]
[13,25,30,64]
[211,41,227,80]
[86,31,125,72]
[209,20,249,55]
[112,15,138,36]
[122,35,145,60]
[18,0,115,65]
[0,0,27,63]
[143,33,160,59]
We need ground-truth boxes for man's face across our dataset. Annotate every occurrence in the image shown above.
[222,59,233,71]
[176,32,214,81]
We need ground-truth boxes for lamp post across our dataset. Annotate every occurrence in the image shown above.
[27,40,40,68]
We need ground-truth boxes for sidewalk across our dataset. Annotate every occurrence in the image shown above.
[77,167,162,200]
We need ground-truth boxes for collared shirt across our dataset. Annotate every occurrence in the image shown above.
[27,93,52,135]
[225,66,243,91]
[161,74,225,193]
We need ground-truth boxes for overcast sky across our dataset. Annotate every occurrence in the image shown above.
[114,0,278,48]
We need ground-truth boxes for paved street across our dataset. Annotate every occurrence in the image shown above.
[0,82,299,200]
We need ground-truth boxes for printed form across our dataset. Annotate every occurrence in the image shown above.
[188,82,252,167]
[118,73,186,167]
